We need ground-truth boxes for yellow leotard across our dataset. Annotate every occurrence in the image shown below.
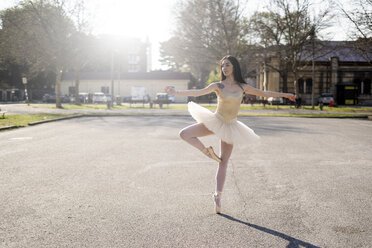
[187,87,259,145]
[216,90,243,122]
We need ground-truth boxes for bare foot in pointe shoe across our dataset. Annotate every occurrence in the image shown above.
[213,191,222,214]
[202,146,222,163]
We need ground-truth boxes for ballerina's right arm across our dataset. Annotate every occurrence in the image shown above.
[166,83,219,97]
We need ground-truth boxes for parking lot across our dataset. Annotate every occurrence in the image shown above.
[1,116,371,247]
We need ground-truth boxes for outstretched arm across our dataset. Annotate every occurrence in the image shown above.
[243,85,296,101]
[166,83,218,97]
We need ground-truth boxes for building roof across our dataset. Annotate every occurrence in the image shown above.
[62,71,192,81]
[300,40,372,63]
[264,40,371,63]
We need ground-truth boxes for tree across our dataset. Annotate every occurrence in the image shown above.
[0,0,76,108]
[248,11,289,93]
[159,36,188,71]
[339,0,372,62]
[248,0,333,96]
[65,0,95,105]
[160,0,249,85]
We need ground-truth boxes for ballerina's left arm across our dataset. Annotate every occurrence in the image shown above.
[243,84,296,102]
[165,83,218,97]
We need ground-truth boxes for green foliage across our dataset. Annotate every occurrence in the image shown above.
[0,1,80,107]
[0,113,74,127]
[0,1,75,70]
[206,67,221,85]
[160,0,249,81]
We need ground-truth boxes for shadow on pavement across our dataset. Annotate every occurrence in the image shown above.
[219,213,320,248]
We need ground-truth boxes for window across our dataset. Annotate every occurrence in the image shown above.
[128,54,140,64]
[128,64,140,72]
[69,86,76,95]
[352,78,371,95]
[354,78,362,95]
[101,86,109,94]
[305,78,313,94]
[298,78,304,93]
[363,79,371,95]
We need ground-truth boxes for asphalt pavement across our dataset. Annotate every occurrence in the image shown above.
[1,115,371,247]
[1,103,371,117]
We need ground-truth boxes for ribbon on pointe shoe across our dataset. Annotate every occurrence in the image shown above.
[201,146,221,163]
[207,146,222,163]
[213,191,222,214]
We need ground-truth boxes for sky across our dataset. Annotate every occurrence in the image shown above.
[0,0,354,70]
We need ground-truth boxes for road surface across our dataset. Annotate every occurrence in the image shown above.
[1,116,371,247]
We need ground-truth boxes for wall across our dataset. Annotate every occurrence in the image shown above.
[260,60,372,105]
[61,79,189,103]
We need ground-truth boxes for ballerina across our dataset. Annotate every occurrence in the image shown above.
[166,55,296,214]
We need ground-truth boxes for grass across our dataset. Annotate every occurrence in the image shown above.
[29,103,372,113]
[0,113,77,128]
[24,103,372,119]
[238,112,368,118]
[0,111,367,130]
[239,104,372,112]
[31,104,110,110]
[30,104,154,110]
[168,104,372,114]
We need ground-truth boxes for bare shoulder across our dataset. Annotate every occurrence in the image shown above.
[208,82,223,95]
[242,84,257,92]
[216,82,224,89]
[207,82,222,90]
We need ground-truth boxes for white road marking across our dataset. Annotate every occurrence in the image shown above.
[10,137,33,140]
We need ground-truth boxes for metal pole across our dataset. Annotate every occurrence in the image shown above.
[311,29,315,110]
[118,59,121,99]
[22,77,29,104]
[111,51,114,98]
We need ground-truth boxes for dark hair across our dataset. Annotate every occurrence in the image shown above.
[220,55,247,85]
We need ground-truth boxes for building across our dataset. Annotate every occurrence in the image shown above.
[61,71,192,103]
[256,41,372,105]
[93,35,151,73]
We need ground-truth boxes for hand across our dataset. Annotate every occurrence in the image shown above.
[286,94,296,102]
[165,87,176,94]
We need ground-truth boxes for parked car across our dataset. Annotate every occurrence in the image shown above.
[69,93,89,104]
[165,86,175,102]
[79,93,89,103]
[105,94,112,103]
[42,93,69,103]
[267,97,284,105]
[92,92,107,104]
[153,93,171,108]
[167,94,175,103]
[122,96,132,103]
[318,93,334,105]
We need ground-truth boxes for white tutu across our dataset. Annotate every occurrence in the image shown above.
[188,101,260,145]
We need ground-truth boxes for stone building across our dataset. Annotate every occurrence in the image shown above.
[61,71,192,103]
[256,41,372,105]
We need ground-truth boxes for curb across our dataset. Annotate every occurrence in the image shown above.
[26,113,190,126]
[0,125,26,131]
[28,114,85,126]
[1,113,371,132]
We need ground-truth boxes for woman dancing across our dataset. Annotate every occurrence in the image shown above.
[166,55,295,214]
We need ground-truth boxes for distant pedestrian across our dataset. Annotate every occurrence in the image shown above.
[166,55,295,214]
[295,94,302,108]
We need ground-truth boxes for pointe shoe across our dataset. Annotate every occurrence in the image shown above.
[202,146,221,163]
[213,191,222,214]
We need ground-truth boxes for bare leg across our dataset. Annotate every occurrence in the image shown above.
[214,140,233,213]
[216,140,233,192]
[179,123,214,151]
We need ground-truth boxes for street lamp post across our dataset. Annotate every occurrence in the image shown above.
[109,50,115,109]
[311,26,316,110]
[22,77,29,104]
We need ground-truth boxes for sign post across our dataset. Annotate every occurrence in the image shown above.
[22,77,29,104]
